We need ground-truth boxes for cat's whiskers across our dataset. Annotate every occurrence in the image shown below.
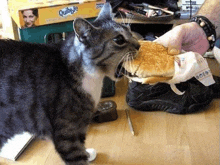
[118,51,137,77]
[117,52,129,75]
[115,51,130,77]
[117,11,126,25]
[128,55,133,75]
[127,15,134,27]
[128,52,136,76]
[122,53,130,80]
[125,14,129,26]
[115,11,132,28]
[126,53,134,78]
[125,15,133,28]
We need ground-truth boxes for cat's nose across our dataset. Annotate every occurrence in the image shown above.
[134,42,140,50]
[130,36,140,50]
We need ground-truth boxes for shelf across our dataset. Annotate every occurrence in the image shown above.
[114,18,189,25]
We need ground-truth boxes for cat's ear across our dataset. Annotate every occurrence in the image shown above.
[73,18,95,43]
[95,3,113,21]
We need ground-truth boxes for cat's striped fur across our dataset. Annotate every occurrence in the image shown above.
[0,3,139,165]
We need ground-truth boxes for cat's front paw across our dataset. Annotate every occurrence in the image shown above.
[86,148,97,162]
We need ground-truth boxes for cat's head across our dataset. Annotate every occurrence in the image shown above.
[73,3,140,81]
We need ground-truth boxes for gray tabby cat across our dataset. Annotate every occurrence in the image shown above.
[0,3,139,165]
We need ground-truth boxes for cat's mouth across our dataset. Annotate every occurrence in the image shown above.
[115,62,139,79]
[115,62,125,78]
[115,53,139,79]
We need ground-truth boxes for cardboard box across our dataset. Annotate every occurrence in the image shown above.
[8,0,105,29]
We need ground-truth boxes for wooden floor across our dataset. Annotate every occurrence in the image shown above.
[0,59,219,165]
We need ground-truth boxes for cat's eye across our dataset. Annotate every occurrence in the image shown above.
[113,35,126,45]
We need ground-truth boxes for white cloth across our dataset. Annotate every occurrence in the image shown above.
[167,51,215,95]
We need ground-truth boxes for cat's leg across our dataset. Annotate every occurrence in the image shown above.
[53,120,90,165]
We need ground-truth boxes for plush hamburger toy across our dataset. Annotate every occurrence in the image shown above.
[123,40,175,84]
